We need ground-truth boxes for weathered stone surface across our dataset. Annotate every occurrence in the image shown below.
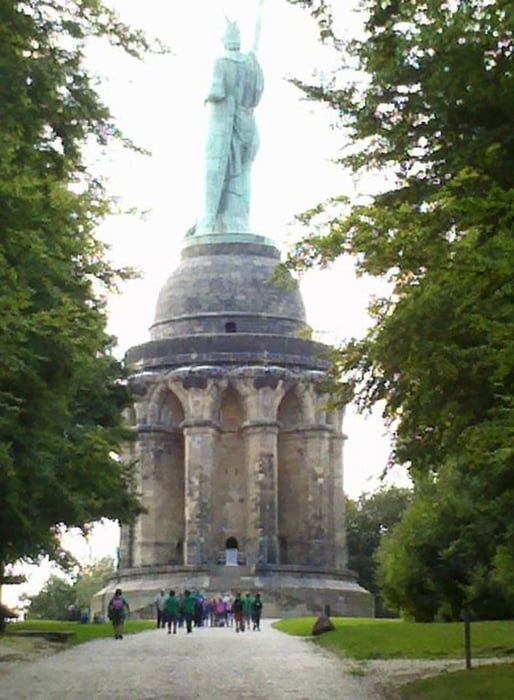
[92,566,374,621]
[312,615,335,636]
[151,242,306,340]
[112,237,374,619]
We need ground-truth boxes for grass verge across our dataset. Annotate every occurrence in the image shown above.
[3,619,155,645]
[272,617,514,660]
[399,662,514,699]
[273,617,514,700]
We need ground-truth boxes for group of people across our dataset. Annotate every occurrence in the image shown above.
[154,589,263,634]
[107,588,264,639]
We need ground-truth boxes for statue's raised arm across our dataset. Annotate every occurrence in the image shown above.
[197,19,264,235]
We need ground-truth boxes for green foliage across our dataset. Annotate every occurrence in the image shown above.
[400,664,514,700]
[274,617,514,661]
[73,556,115,610]
[0,1,147,567]
[24,575,76,621]
[346,486,411,614]
[286,0,514,621]
[376,476,514,622]
[23,556,115,619]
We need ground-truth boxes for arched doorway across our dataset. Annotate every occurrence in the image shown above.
[225,536,238,566]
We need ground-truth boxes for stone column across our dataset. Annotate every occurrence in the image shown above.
[132,430,171,567]
[118,442,136,570]
[182,420,218,565]
[243,420,280,565]
[237,370,287,567]
[329,408,347,569]
[124,375,162,569]
[167,367,228,566]
[303,425,334,567]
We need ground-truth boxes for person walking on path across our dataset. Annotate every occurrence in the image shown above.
[107,588,129,640]
[251,593,263,630]
[233,592,244,632]
[182,589,195,633]
[155,589,167,629]
[242,592,253,630]
[165,590,179,635]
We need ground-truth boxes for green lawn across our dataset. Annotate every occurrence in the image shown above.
[272,617,514,660]
[273,617,514,700]
[4,619,155,645]
[400,663,514,699]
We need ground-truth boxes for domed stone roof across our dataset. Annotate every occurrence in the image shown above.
[150,241,307,341]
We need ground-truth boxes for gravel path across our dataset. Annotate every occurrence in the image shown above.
[0,620,382,699]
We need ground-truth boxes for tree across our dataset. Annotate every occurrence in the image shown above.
[73,556,115,611]
[346,486,411,615]
[23,556,115,620]
[376,473,514,622]
[0,2,150,571]
[286,0,514,619]
[24,575,76,621]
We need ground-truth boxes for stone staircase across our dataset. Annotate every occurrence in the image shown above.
[208,564,255,594]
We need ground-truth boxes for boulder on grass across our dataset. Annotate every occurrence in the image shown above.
[311,615,335,636]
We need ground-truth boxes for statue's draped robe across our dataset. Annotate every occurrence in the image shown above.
[202,51,264,233]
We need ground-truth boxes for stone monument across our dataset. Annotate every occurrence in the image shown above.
[93,14,373,619]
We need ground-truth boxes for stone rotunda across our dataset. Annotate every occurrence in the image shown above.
[95,232,373,618]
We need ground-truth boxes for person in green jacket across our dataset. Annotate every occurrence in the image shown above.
[165,589,179,635]
[181,589,195,633]
[242,592,253,630]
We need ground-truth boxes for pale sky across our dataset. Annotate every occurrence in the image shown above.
[3,1,411,609]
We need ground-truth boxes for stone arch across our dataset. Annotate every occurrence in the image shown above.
[212,386,247,556]
[277,386,309,565]
[147,384,185,429]
[277,387,303,428]
[218,384,244,428]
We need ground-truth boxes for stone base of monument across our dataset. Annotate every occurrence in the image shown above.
[91,565,374,620]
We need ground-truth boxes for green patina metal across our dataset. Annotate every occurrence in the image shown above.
[183,231,275,248]
[189,10,268,244]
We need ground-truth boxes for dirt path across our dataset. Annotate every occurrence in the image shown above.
[1,622,509,699]
[0,620,381,699]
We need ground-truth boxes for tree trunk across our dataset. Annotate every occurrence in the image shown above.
[463,605,472,670]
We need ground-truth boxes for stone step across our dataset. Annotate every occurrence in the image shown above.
[208,565,255,593]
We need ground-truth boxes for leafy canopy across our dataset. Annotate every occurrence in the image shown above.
[0,1,152,566]
[23,556,116,620]
[346,486,411,615]
[286,0,514,618]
